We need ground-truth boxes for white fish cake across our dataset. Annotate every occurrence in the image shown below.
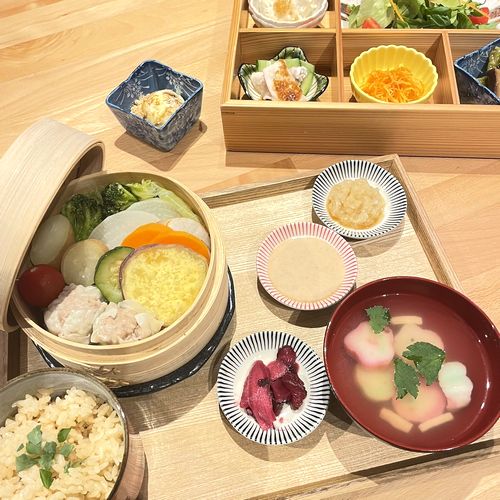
[438,362,473,410]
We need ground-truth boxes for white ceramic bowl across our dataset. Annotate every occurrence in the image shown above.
[249,0,328,28]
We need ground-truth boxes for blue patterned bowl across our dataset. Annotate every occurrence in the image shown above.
[454,38,500,105]
[106,60,203,151]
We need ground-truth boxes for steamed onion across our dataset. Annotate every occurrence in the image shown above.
[30,214,75,268]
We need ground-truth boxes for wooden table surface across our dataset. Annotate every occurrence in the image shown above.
[0,1,498,498]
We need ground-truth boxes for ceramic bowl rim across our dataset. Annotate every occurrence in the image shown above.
[105,59,204,131]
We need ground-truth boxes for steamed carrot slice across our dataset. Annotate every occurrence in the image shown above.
[122,223,170,248]
[152,230,210,260]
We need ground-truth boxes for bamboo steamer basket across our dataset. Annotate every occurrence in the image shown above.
[0,118,229,386]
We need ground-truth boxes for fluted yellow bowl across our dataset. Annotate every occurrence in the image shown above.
[350,45,438,104]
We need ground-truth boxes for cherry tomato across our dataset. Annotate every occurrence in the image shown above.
[362,17,381,29]
[17,265,65,307]
[469,7,489,25]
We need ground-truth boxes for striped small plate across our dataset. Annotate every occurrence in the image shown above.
[256,221,358,310]
[312,160,407,240]
[216,330,330,445]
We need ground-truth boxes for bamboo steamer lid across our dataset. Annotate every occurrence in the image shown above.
[0,118,104,332]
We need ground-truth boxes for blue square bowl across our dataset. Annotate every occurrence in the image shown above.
[454,38,500,105]
[106,60,203,151]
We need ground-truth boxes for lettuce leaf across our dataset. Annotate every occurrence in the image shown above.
[349,0,394,28]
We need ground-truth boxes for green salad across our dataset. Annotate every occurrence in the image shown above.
[348,0,497,29]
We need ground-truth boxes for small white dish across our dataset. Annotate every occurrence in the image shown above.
[249,0,328,29]
[312,160,407,240]
[256,221,358,311]
[216,330,330,445]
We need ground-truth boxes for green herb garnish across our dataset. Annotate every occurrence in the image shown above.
[39,469,53,489]
[366,305,391,333]
[16,426,77,488]
[60,443,74,458]
[26,441,42,455]
[403,341,445,385]
[16,454,37,472]
[27,425,42,446]
[57,428,71,443]
[394,358,420,399]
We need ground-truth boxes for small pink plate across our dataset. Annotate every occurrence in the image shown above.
[256,222,358,310]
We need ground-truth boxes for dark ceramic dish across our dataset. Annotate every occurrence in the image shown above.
[324,276,499,452]
[0,368,145,498]
[106,60,203,151]
[454,38,500,105]
[36,269,235,397]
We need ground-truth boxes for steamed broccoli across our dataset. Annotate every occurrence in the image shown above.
[125,179,199,221]
[125,179,163,200]
[61,192,104,241]
[101,183,138,217]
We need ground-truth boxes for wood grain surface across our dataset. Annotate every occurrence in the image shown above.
[0,1,499,498]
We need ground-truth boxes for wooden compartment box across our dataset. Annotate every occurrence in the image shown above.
[221,0,500,158]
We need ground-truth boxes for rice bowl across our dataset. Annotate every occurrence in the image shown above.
[0,369,144,499]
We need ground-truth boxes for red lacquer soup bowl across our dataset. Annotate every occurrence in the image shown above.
[324,276,499,452]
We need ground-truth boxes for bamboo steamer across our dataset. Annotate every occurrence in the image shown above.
[0,119,229,387]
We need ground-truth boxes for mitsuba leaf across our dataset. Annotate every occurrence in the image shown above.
[39,469,53,489]
[16,454,37,472]
[394,358,420,399]
[403,341,445,385]
[57,428,71,443]
[60,443,74,458]
[44,441,57,456]
[366,306,391,334]
[26,442,42,456]
[38,453,53,471]
[27,425,42,446]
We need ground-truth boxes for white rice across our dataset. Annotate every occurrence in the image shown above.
[0,387,124,499]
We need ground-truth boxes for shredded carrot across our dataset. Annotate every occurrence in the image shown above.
[152,231,210,260]
[122,223,170,248]
[361,66,425,103]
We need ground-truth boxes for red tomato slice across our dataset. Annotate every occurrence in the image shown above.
[17,265,65,307]
[362,17,381,29]
[469,7,489,24]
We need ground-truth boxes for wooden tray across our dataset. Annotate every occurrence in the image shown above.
[11,154,499,499]
[221,0,500,158]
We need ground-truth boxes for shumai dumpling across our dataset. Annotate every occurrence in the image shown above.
[90,300,163,345]
[44,284,106,344]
